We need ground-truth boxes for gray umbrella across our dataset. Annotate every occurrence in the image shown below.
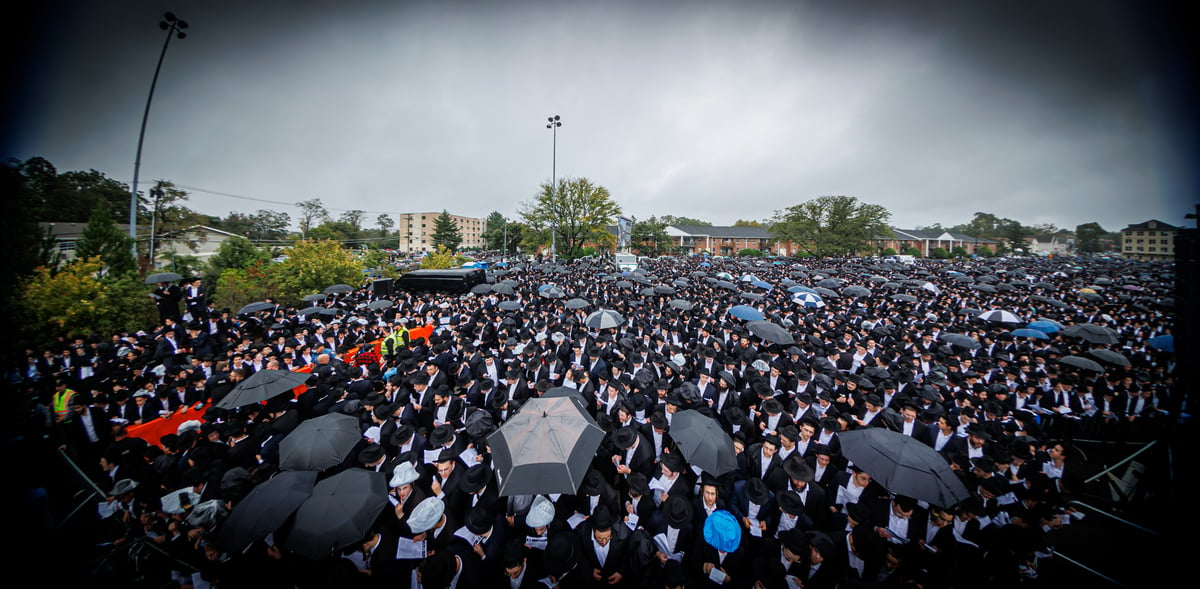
[670,410,739,476]
[585,309,625,329]
[746,320,795,345]
[843,285,872,297]
[940,333,981,350]
[891,294,918,303]
[470,283,494,294]
[668,299,694,311]
[813,287,839,298]
[323,284,354,295]
[216,369,311,409]
[1060,324,1119,345]
[616,280,634,289]
[973,284,998,293]
[715,280,738,291]
[237,301,275,315]
[1088,348,1131,367]
[654,285,677,295]
[301,293,327,302]
[498,300,522,311]
[219,470,317,552]
[639,287,658,297]
[487,396,606,496]
[837,428,970,508]
[144,271,184,284]
[740,292,764,301]
[296,306,329,316]
[539,285,566,299]
[1059,355,1105,373]
[491,283,516,295]
[279,413,363,471]
[285,469,389,560]
[817,278,843,289]
[366,299,393,310]
[565,298,590,309]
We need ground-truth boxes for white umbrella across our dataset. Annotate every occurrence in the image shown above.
[584,309,625,329]
[792,291,826,308]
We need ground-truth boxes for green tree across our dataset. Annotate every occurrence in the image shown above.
[420,244,470,269]
[952,246,968,258]
[977,245,994,257]
[209,236,269,271]
[296,199,329,238]
[340,209,365,232]
[1075,222,1106,253]
[769,195,892,258]
[931,247,950,259]
[76,200,137,276]
[431,210,463,252]
[375,214,395,237]
[214,265,272,315]
[738,248,764,257]
[482,211,507,251]
[14,156,132,223]
[998,218,1031,254]
[218,210,292,242]
[904,247,922,257]
[881,247,898,256]
[732,219,765,227]
[660,215,711,227]
[269,239,362,302]
[17,257,155,346]
[630,216,673,256]
[520,177,621,260]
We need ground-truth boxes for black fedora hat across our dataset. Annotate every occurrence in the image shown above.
[663,495,693,528]
[744,476,771,506]
[460,464,492,494]
[782,455,814,482]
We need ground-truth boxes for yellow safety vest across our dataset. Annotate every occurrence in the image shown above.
[53,388,77,423]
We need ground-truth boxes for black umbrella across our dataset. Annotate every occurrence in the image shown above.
[1088,348,1131,367]
[144,271,184,284]
[285,469,388,560]
[218,470,317,552]
[238,301,275,315]
[837,428,970,508]
[366,299,393,310]
[669,410,738,476]
[715,280,738,291]
[295,306,328,316]
[491,283,516,295]
[616,280,634,289]
[279,413,363,471]
[539,285,566,299]
[487,396,606,496]
[654,285,677,295]
[843,285,872,298]
[323,284,354,295]
[216,369,311,409]
[470,283,493,294]
[739,292,764,301]
[301,293,327,302]
[639,287,657,297]
[585,309,625,329]
[940,333,980,350]
[817,278,842,289]
[891,294,918,303]
[1060,324,1119,345]
[1059,355,1105,373]
[746,320,795,345]
[565,298,590,310]
[668,299,694,311]
[498,300,522,311]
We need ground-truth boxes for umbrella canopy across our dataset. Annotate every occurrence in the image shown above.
[539,285,566,299]
[498,301,522,311]
[978,309,1022,324]
[843,285,872,298]
[296,306,330,317]
[366,299,393,310]
[746,320,795,345]
[890,294,918,303]
[615,280,634,289]
[301,293,327,302]
[470,283,493,294]
[940,333,980,350]
[1026,320,1062,334]
[813,287,839,298]
[286,469,388,560]
[792,292,826,308]
[715,280,738,291]
[565,298,590,310]
[669,410,739,476]
[787,285,818,294]
[1059,355,1105,373]
[323,284,354,295]
[1148,334,1174,353]
[585,309,625,330]
[728,305,766,321]
[817,278,843,289]
[144,271,184,284]
[1088,348,1131,367]
[1011,328,1050,340]
[668,299,694,311]
[487,396,606,496]
[1060,324,1119,344]
[216,369,311,409]
[654,285,677,295]
[279,413,363,471]
[218,470,317,552]
[491,283,516,295]
[837,428,970,508]
[237,301,275,315]
[749,280,774,291]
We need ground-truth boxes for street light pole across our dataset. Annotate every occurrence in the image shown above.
[503,217,508,262]
[130,12,188,260]
[148,185,164,266]
[546,115,561,262]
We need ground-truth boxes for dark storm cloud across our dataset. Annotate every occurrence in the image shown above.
[5,0,1195,232]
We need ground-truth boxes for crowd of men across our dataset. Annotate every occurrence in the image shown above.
[13,253,1177,588]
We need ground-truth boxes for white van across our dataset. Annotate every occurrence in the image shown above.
[885,254,916,264]
[614,253,638,272]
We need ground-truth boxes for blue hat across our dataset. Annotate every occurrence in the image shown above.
[703,510,742,553]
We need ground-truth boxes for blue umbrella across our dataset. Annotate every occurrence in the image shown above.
[1027,320,1061,334]
[1011,328,1050,340]
[699,262,712,267]
[728,305,765,321]
[750,280,774,291]
[1148,335,1174,353]
[703,510,742,553]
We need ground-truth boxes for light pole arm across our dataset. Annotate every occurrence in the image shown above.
[129,23,180,258]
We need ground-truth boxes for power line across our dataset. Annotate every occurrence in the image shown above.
[171,183,401,215]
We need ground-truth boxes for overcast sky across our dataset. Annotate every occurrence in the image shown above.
[5,0,1197,232]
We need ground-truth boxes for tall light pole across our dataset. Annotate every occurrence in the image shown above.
[148,185,164,266]
[130,12,188,259]
[546,115,561,262]
[502,216,508,262]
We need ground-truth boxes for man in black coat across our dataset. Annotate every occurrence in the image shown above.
[574,505,632,587]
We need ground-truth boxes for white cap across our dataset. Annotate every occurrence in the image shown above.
[525,495,556,528]
[389,462,420,488]
[408,497,446,533]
